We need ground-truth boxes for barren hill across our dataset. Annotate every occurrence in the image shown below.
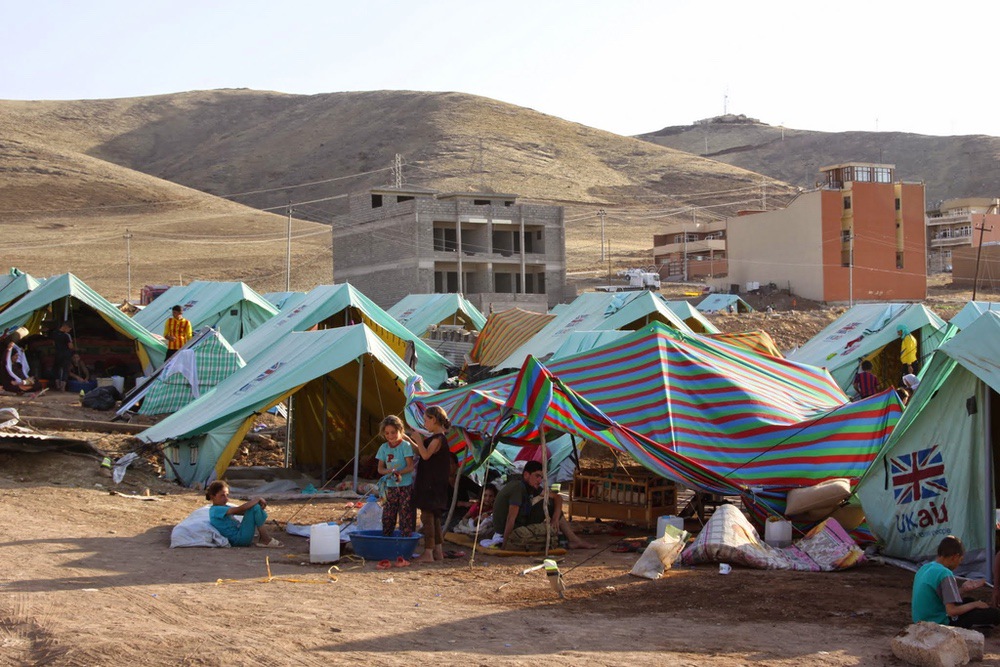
[638,117,1000,204]
[0,90,798,297]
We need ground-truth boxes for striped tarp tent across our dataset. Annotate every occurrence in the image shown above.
[407,355,744,497]
[468,307,554,367]
[408,322,901,498]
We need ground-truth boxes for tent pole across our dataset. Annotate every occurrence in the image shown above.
[540,429,551,556]
[284,395,294,468]
[353,355,364,494]
[321,374,328,486]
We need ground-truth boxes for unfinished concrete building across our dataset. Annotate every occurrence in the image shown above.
[332,187,570,312]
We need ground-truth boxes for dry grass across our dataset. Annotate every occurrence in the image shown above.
[0,90,798,298]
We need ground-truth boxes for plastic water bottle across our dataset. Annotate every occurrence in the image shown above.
[356,495,383,532]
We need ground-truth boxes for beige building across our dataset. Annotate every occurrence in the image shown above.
[724,163,927,303]
[925,198,1000,273]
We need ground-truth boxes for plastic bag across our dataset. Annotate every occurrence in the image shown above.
[630,526,687,580]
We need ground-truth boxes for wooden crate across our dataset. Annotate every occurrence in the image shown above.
[567,467,677,529]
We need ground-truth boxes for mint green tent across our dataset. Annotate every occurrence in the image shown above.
[857,311,1000,579]
[494,291,693,371]
[950,301,1000,331]
[387,293,487,337]
[263,291,307,311]
[0,273,166,373]
[138,325,424,487]
[0,269,41,313]
[663,300,720,334]
[696,293,753,314]
[234,284,449,388]
[787,303,948,397]
[134,281,278,344]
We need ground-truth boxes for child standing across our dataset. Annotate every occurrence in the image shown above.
[376,415,416,536]
[410,406,452,563]
[206,480,282,548]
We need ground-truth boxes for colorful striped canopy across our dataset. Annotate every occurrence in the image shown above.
[407,322,901,496]
[468,307,554,367]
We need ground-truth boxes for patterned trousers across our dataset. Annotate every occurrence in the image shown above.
[382,486,415,536]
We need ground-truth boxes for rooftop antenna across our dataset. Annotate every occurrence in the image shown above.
[723,89,729,115]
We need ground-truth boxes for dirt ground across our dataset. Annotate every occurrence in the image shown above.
[3,392,1000,666]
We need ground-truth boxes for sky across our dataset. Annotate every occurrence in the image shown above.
[3,0,998,138]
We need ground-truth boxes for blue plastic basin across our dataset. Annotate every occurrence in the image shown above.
[349,530,423,560]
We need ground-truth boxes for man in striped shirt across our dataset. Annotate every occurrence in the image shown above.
[852,360,880,399]
[163,305,192,358]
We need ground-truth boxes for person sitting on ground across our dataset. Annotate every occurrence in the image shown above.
[912,535,1000,628]
[463,484,497,523]
[66,353,97,393]
[1,337,35,394]
[853,360,880,399]
[206,480,282,548]
[67,353,90,383]
[492,461,595,551]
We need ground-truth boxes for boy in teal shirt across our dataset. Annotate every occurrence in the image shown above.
[912,535,1000,628]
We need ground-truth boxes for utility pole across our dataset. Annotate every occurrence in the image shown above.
[848,231,854,307]
[394,153,402,188]
[972,202,997,300]
[606,237,612,286]
[286,203,292,291]
[123,228,133,302]
[761,180,767,210]
[598,209,607,262]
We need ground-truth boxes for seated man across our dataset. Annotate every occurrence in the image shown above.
[66,353,97,393]
[912,535,1000,628]
[492,461,594,551]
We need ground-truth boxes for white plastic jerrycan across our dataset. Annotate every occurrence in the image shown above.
[310,522,341,563]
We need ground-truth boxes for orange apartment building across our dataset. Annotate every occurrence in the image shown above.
[724,163,926,303]
[925,197,1000,273]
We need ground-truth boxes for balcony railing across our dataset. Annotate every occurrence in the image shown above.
[926,213,974,226]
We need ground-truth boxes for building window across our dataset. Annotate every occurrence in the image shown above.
[854,167,872,182]
[841,230,852,243]
[396,195,413,203]
[473,199,491,206]
[434,271,459,292]
[503,200,514,207]
[895,198,901,211]
[371,194,383,208]
[189,446,199,466]
[843,196,851,210]
[896,252,904,269]
[841,249,852,267]
[433,227,457,252]
[875,167,892,183]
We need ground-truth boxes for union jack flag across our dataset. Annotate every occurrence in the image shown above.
[891,445,948,505]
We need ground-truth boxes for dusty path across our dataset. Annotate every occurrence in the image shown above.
[2,453,998,666]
